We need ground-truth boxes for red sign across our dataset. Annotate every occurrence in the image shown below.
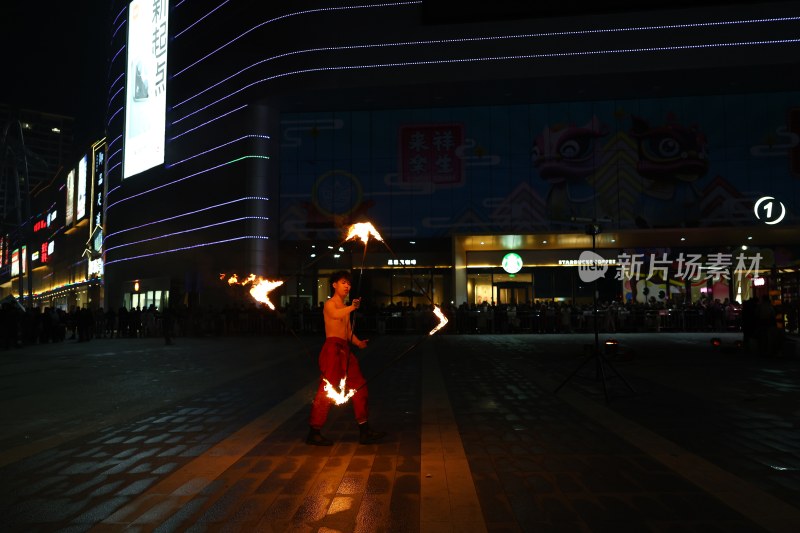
[40,242,48,264]
[34,220,47,232]
[399,123,464,185]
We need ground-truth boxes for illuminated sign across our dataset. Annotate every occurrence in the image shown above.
[93,143,105,231]
[11,246,26,277]
[753,196,786,225]
[388,259,417,266]
[123,0,170,179]
[34,220,47,232]
[66,169,75,226]
[753,277,765,286]
[88,258,104,277]
[77,155,87,221]
[48,210,57,227]
[31,251,39,262]
[40,242,48,264]
[501,253,523,274]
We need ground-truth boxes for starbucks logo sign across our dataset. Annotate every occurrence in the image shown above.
[502,253,523,274]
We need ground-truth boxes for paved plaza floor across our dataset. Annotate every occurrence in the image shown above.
[0,332,798,532]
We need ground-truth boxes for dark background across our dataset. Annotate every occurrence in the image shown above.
[0,1,110,147]
[0,0,790,149]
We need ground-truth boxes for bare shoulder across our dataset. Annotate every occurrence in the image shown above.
[323,298,340,315]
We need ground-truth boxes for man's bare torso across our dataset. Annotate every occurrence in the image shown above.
[324,298,351,340]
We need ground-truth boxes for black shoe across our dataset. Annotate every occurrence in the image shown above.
[306,429,333,446]
[358,424,387,444]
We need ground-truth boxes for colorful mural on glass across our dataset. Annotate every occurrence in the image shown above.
[279,93,799,239]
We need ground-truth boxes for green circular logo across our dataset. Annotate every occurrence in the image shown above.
[502,253,523,274]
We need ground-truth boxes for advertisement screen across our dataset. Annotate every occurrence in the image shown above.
[122,0,169,179]
[11,246,26,277]
[77,155,87,221]
[66,169,75,226]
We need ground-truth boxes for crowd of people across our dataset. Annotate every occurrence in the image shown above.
[1,295,796,357]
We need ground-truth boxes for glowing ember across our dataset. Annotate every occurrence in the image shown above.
[224,273,284,310]
[429,305,448,335]
[345,222,384,244]
[323,377,357,405]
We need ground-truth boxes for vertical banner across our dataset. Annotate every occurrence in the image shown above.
[123,0,169,179]
[66,169,75,226]
[91,142,106,235]
[77,155,87,221]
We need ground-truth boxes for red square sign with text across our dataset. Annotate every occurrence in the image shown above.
[399,124,464,185]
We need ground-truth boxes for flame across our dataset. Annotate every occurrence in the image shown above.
[224,273,284,310]
[323,377,357,405]
[345,222,384,244]
[429,305,448,335]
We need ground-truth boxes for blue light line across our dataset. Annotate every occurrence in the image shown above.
[110,43,125,66]
[105,197,269,241]
[171,37,800,126]
[105,216,269,252]
[174,15,800,110]
[170,104,247,134]
[174,0,230,39]
[166,134,270,167]
[172,1,422,78]
[108,106,123,125]
[107,134,122,152]
[105,236,269,265]
[106,155,265,209]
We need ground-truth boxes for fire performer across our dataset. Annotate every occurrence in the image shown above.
[307,270,387,446]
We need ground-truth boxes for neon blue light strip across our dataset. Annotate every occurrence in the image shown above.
[112,20,126,39]
[107,134,122,152]
[108,161,122,176]
[110,44,125,67]
[166,134,270,167]
[105,236,268,265]
[174,0,230,39]
[108,72,124,99]
[172,37,800,125]
[105,216,269,252]
[105,196,268,241]
[108,106,123,125]
[175,15,800,109]
[172,1,422,78]
[107,84,124,110]
[112,5,126,27]
[170,104,247,135]
[106,155,268,209]
[108,147,122,164]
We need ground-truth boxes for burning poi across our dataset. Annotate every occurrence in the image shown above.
[429,305,449,335]
[345,221,384,245]
[222,273,284,310]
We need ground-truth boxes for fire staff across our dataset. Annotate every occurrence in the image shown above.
[306,270,386,446]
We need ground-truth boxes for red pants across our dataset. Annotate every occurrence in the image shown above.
[309,337,368,429]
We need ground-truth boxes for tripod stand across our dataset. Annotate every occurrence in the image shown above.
[554,223,635,402]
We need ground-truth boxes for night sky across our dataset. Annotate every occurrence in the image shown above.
[1,1,110,148]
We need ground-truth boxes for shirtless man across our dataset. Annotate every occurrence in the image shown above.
[306,270,386,446]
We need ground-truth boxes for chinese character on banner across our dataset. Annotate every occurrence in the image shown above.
[675,253,704,281]
[705,252,733,281]
[399,124,464,185]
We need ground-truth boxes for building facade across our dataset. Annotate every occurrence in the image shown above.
[83,1,800,314]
